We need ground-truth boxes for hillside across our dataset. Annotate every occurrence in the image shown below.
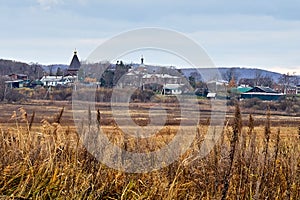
[0,58,298,85]
[0,59,44,80]
[128,63,289,83]
[0,59,70,79]
[181,67,284,83]
[41,64,69,74]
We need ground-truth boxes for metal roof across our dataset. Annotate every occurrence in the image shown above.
[247,86,277,93]
[68,51,81,70]
[207,92,216,98]
[163,84,183,89]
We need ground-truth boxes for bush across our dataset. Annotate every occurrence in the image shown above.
[242,98,262,109]
[5,89,26,103]
[277,96,299,112]
[226,98,236,106]
[51,88,72,101]
[32,87,47,99]
[130,89,155,103]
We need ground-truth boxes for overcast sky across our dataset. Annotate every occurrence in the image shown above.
[1,0,300,74]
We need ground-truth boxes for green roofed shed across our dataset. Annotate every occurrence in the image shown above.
[231,87,253,94]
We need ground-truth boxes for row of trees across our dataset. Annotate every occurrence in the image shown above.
[0,59,44,80]
[99,61,131,88]
[188,68,300,89]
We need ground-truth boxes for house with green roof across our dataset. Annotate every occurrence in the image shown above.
[230,86,253,94]
[241,86,285,101]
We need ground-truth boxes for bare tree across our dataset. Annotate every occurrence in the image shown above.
[259,75,274,87]
[0,76,10,101]
[254,70,262,86]
[290,72,299,86]
[223,68,239,83]
[279,73,295,93]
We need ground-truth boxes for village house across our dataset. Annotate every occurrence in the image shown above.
[3,73,29,88]
[285,85,297,95]
[117,57,185,92]
[206,80,228,92]
[162,84,184,95]
[206,92,217,99]
[273,84,297,95]
[297,85,300,95]
[142,74,183,85]
[241,86,285,101]
[7,73,28,80]
[5,80,24,88]
[40,75,76,87]
[40,50,80,87]
[40,76,63,87]
[118,69,144,88]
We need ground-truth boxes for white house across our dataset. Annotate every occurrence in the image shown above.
[162,84,184,95]
[206,92,216,99]
[40,75,77,87]
[296,85,300,94]
[56,77,74,85]
[143,74,183,85]
[40,76,62,86]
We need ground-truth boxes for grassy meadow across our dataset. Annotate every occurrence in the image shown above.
[0,100,299,199]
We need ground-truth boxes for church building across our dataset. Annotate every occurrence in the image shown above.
[67,50,81,76]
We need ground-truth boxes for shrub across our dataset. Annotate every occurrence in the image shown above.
[4,89,26,103]
[130,89,155,103]
[51,87,72,101]
[242,98,262,109]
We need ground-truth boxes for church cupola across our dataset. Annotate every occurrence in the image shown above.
[67,49,81,75]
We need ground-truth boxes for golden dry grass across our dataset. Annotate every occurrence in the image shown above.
[0,103,299,199]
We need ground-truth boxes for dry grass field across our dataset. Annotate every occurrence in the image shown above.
[0,100,300,199]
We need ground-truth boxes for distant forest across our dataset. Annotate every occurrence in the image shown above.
[0,59,44,80]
